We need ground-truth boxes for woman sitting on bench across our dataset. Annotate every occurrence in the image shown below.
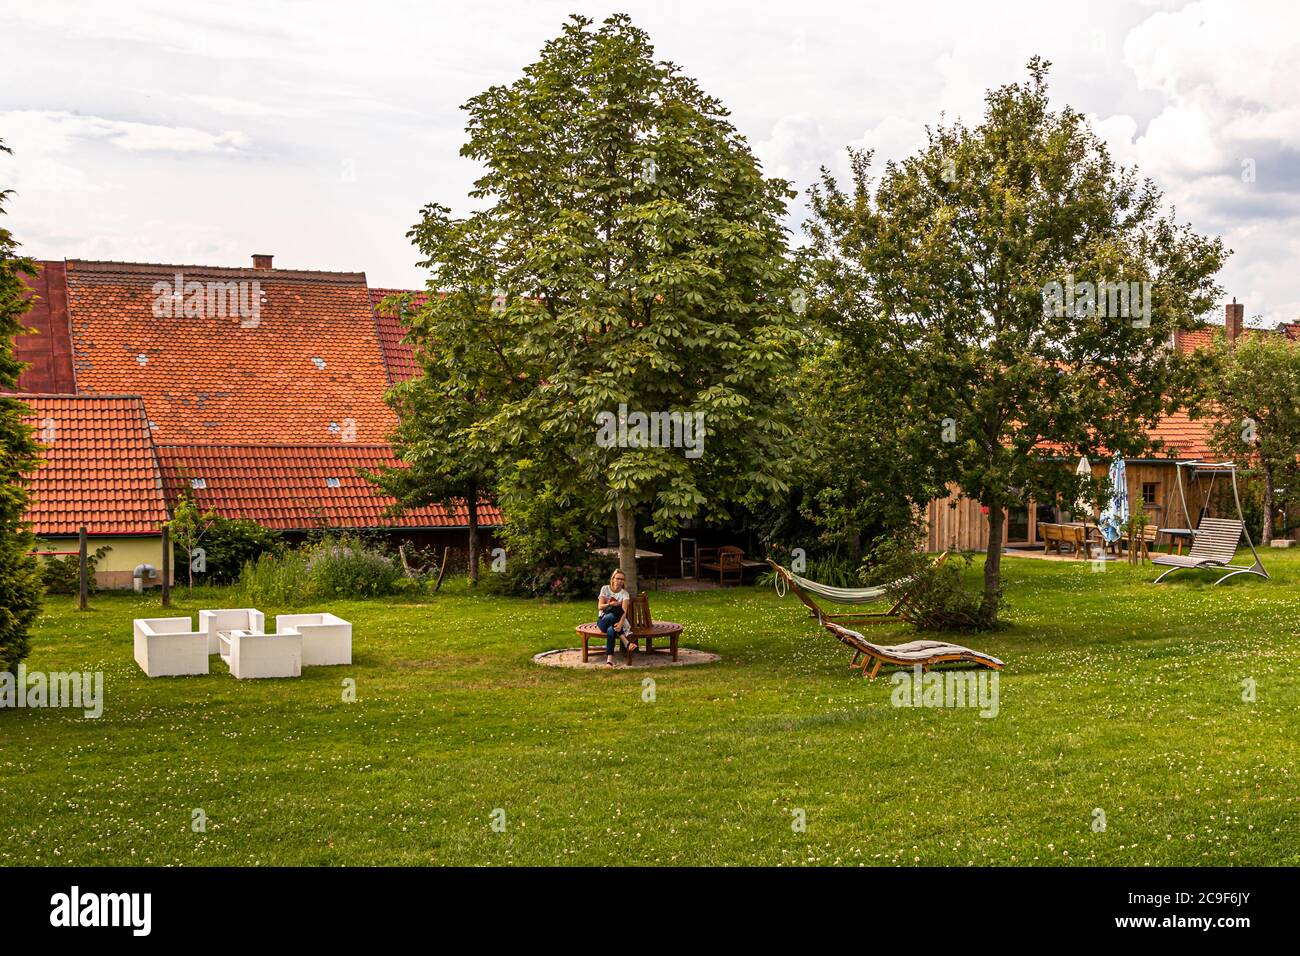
[597,569,637,667]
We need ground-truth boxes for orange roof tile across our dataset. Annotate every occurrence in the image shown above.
[156,443,499,531]
[64,259,397,443]
[1146,409,1215,460]
[17,393,169,536]
[367,287,421,382]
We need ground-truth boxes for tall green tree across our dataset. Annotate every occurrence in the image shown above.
[370,287,503,585]
[1203,330,1300,545]
[805,59,1226,623]
[399,14,800,593]
[0,138,44,671]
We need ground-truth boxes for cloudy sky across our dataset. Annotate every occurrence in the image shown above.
[2,0,1298,322]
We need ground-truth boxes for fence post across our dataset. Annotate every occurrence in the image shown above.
[161,525,171,608]
[78,526,88,611]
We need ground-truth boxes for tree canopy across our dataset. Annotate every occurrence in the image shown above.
[393,14,801,592]
[0,137,43,672]
[804,58,1227,623]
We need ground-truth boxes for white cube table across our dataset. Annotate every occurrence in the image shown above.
[276,613,352,666]
[221,628,302,679]
[200,608,266,655]
[134,617,209,677]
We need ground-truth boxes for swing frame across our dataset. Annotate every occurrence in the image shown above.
[1153,460,1269,585]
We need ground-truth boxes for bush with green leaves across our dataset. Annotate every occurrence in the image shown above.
[306,537,405,598]
[175,516,279,584]
[238,536,406,605]
[872,532,999,633]
[484,552,618,600]
[40,545,111,596]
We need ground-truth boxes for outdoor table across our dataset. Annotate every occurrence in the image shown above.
[1161,528,1194,556]
[591,547,664,589]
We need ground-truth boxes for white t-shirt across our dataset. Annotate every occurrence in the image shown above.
[599,585,632,634]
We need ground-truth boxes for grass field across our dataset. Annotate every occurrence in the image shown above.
[2,551,1297,866]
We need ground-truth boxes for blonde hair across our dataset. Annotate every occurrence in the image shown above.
[609,569,626,587]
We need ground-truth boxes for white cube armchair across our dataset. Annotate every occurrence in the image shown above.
[134,617,209,677]
[276,613,352,666]
[199,608,265,655]
[222,629,302,679]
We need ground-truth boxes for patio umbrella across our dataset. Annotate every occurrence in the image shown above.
[1099,456,1129,543]
[1074,456,1093,517]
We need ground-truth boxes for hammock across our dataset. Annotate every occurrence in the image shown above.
[783,571,889,604]
[768,553,948,625]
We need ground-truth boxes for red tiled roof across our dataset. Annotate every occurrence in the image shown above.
[16,263,76,392]
[1147,409,1214,460]
[17,393,169,536]
[1174,326,1216,354]
[156,443,500,531]
[63,259,397,443]
[367,287,421,382]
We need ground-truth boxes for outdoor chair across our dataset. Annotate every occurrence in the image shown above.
[822,621,1004,679]
[199,608,266,655]
[1151,517,1268,585]
[275,613,352,666]
[133,616,208,677]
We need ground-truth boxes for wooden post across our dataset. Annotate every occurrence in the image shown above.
[161,525,171,607]
[78,526,88,611]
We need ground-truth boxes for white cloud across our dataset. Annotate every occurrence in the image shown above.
[0,0,1298,322]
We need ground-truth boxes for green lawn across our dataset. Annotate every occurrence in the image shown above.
[2,551,1297,866]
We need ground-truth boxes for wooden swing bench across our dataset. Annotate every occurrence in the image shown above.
[576,593,683,664]
[1151,517,1268,585]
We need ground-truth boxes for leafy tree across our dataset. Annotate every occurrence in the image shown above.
[167,491,214,595]
[780,334,946,563]
[0,138,43,671]
[1203,330,1300,545]
[398,14,800,593]
[368,288,505,586]
[804,59,1226,624]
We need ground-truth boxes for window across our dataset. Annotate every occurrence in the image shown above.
[1142,482,1158,506]
[190,477,206,490]
[324,477,341,488]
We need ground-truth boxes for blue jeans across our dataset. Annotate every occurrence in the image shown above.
[598,607,625,655]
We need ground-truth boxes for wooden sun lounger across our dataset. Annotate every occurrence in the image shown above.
[1151,517,1269,585]
[822,621,1004,679]
[766,551,948,625]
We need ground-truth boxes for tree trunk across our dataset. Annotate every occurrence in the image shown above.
[982,503,1004,624]
[1261,467,1274,546]
[616,505,638,596]
[467,490,480,586]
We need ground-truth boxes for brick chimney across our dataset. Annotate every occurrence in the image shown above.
[252,253,273,270]
[1225,298,1243,344]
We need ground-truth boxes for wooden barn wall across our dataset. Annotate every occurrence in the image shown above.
[922,462,1219,553]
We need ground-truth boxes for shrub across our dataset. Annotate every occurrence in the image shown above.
[40,545,112,596]
[305,537,404,598]
[484,552,618,599]
[239,548,312,606]
[237,536,406,604]
[177,517,279,584]
[871,532,999,632]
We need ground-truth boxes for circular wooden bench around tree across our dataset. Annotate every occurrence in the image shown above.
[576,592,683,664]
